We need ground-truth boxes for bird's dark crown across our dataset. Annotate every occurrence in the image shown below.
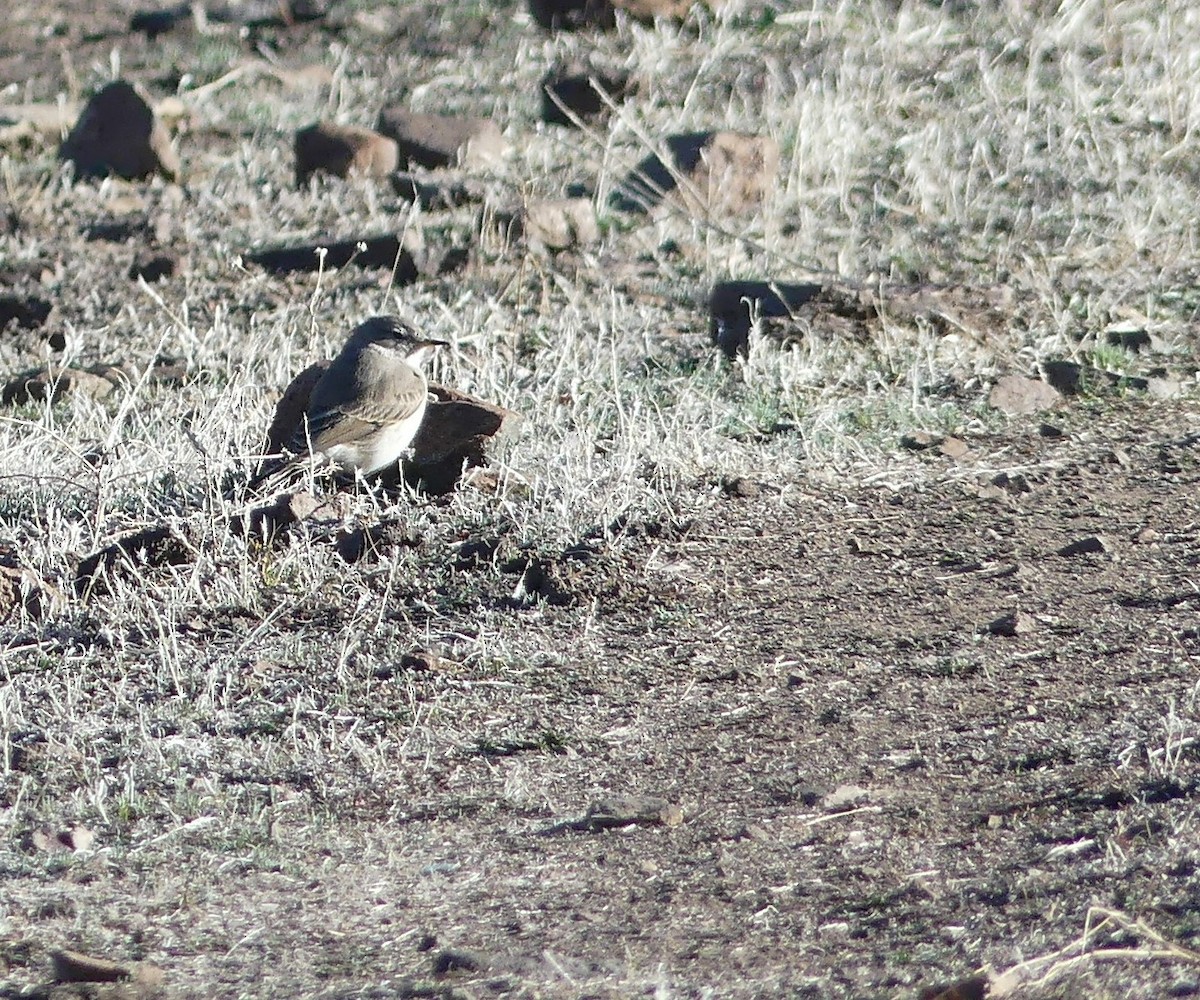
[345,315,447,354]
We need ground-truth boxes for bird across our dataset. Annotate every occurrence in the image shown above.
[259,315,447,486]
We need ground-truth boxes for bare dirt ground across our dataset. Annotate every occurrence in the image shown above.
[2,0,1200,998]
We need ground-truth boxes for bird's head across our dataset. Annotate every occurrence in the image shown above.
[347,315,448,367]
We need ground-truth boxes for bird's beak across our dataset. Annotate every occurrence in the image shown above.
[406,339,448,365]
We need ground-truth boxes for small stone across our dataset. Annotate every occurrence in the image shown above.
[987,814,1003,829]
[0,562,62,620]
[376,107,507,169]
[582,794,683,830]
[239,491,356,544]
[336,519,420,564]
[1104,321,1155,353]
[822,785,871,811]
[985,611,1034,637]
[247,234,420,277]
[31,825,94,853]
[1038,422,1065,438]
[390,172,484,208]
[900,431,940,451]
[1057,535,1110,557]
[129,249,182,282]
[1040,360,1090,395]
[129,4,192,38]
[1146,376,1182,399]
[399,649,443,672]
[991,471,1030,493]
[939,436,969,459]
[528,0,616,29]
[149,356,189,384]
[919,975,989,1000]
[181,0,326,27]
[51,949,163,990]
[708,279,823,357]
[1041,359,1156,396]
[60,80,180,181]
[530,0,718,28]
[613,0,696,17]
[3,363,129,406]
[721,476,761,498]
[433,949,484,974]
[617,131,779,217]
[736,823,771,842]
[493,198,599,252]
[0,294,53,332]
[75,525,193,596]
[294,121,399,184]
[987,374,1063,415]
[541,64,635,126]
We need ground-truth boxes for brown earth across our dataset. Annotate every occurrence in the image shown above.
[1,1,1199,998]
[4,398,1198,998]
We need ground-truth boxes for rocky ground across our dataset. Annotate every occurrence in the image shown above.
[1,0,1199,997]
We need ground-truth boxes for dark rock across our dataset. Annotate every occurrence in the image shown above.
[721,476,760,497]
[75,525,192,596]
[1042,360,1156,396]
[987,374,1063,415]
[530,0,713,29]
[376,107,506,169]
[390,172,484,208]
[87,216,153,242]
[582,794,683,830]
[1104,322,1155,353]
[60,80,180,181]
[1057,535,1111,557]
[201,0,329,26]
[129,3,190,36]
[614,130,779,216]
[0,294,52,332]
[294,122,399,184]
[0,561,62,621]
[3,364,129,406]
[247,234,420,277]
[129,249,182,282]
[529,0,616,30]
[337,521,420,563]
[900,431,940,451]
[919,975,989,1000]
[709,280,822,357]
[541,65,634,126]
[239,490,324,541]
[984,611,1035,637]
[411,385,519,464]
[490,198,599,252]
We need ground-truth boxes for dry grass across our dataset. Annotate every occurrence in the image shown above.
[1,0,1199,996]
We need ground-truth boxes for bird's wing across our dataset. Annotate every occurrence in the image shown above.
[291,359,428,454]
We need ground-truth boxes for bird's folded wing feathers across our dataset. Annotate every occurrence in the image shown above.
[292,364,429,453]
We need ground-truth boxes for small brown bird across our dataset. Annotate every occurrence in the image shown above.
[285,315,446,478]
